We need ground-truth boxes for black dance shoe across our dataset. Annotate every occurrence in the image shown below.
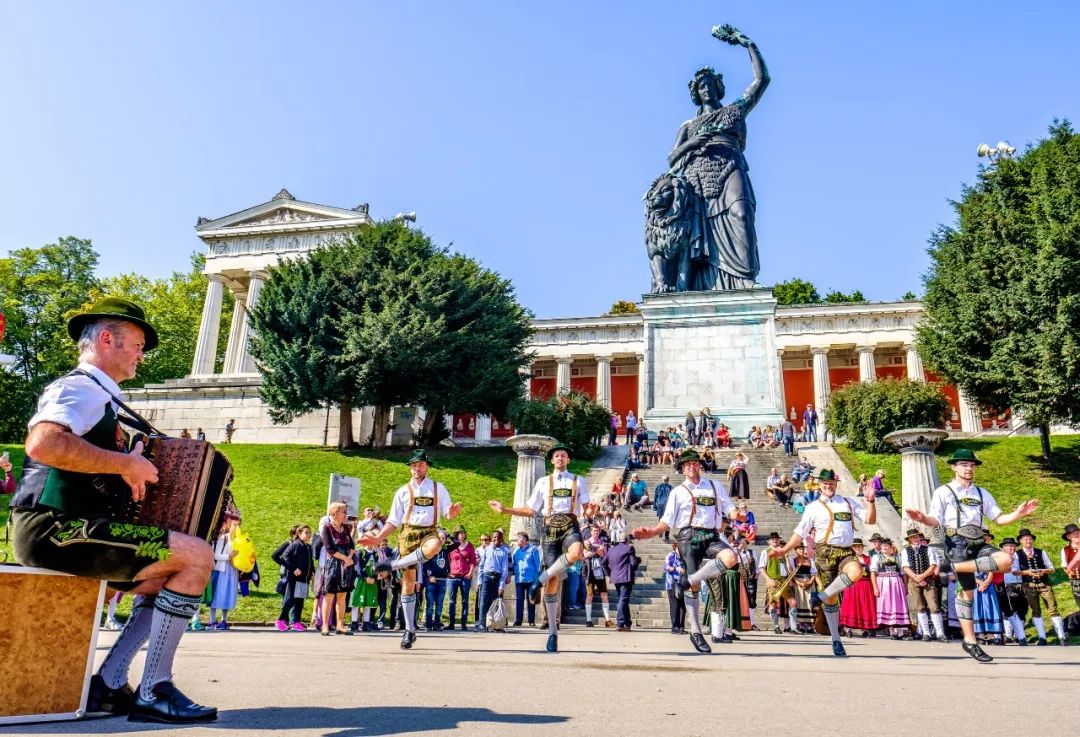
[831,639,847,657]
[401,631,416,649]
[546,634,558,652]
[128,682,217,724]
[87,674,135,716]
[962,640,993,663]
[689,633,712,653]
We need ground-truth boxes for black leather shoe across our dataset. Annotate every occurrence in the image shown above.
[401,631,416,649]
[87,674,135,715]
[831,639,847,657]
[586,620,595,627]
[546,634,558,652]
[529,581,543,605]
[127,682,217,723]
[689,633,712,653]
[962,640,993,663]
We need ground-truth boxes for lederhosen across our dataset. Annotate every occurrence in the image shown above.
[940,484,998,592]
[10,372,171,589]
[674,481,732,587]
[739,549,757,608]
[541,474,583,568]
[1017,547,1058,617]
[904,544,941,614]
[1064,545,1080,608]
[812,498,858,591]
[398,480,441,556]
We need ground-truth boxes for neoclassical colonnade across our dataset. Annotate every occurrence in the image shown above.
[190,271,267,378]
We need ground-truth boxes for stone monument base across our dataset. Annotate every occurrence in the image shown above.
[640,288,784,438]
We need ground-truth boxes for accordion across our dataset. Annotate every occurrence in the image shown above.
[116,437,235,544]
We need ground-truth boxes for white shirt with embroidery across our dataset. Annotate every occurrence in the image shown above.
[388,477,452,528]
[794,495,869,547]
[661,477,735,531]
[928,482,1002,530]
[29,362,122,436]
[526,471,587,517]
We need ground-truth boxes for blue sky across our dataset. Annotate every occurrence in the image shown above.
[3,2,1078,318]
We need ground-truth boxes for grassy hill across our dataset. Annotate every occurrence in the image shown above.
[836,435,1080,621]
[1,443,589,622]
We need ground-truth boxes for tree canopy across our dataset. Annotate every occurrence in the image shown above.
[917,120,1080,459]
[606,300,640,315]
[772,278,820,306]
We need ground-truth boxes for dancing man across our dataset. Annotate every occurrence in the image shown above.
[905,448,1039,662]
[489,441,592,652]
[770,468,876,656]
[633,449,743,654]
[10,298,216,723]
[361,450,463,649]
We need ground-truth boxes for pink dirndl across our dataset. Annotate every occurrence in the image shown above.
[875,572,909,626]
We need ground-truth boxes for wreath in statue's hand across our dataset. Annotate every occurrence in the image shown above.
[712,23,751,47]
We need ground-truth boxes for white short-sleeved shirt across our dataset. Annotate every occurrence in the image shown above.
[29,362,122,436]
[1003,552,1023,583]
[661,477,735,531]
[928,482,1002,530]
[758,549,790,577]
[388,477,452,528]
[793,495,869,548]
[526,471,587,518]
[900,545,942,571]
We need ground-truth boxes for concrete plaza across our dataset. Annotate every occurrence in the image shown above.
[12,626,1079,737]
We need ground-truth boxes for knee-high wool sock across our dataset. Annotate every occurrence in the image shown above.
[1033,616,1046,639]
[602,602,611,621]
[710,612,723,639]
[684,592,703,635]
[955,596,973,624]
[688,559,725,586]
[1009,614,1025,640]
[931,612,946,638]
[749,606,756,627]
[99,596,156,689]
[974,555,999,573]
[586,600,594,623]
[545,595,559,636]
[1052,616,1065,642]
[788,609,797,631]
[392,547,430,572]
[916,611,931,637]
[351,606,359,622]
[140,589,200,700]
[401,594,417,633]
[822,572,854,600]
[823,602,841,642]
[539,554,571,585]
[770,608,779,627]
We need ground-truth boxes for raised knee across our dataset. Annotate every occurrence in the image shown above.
[994,552,1012,573]
[189,539,214,571]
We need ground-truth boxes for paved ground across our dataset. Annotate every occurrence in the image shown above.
[11,627,1079,736]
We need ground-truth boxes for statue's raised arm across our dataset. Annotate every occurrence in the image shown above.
[711,24,770,114]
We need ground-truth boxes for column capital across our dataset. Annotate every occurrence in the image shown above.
[856,344,877,354]
[810,346,830,356]
[247,270,270,281]
[776,347,786,357]
[903,342,917,352]
[594,354,613,364]
[206,273,226,284]
[554,356,573,365]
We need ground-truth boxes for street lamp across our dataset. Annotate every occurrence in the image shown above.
[976,140,1016,164]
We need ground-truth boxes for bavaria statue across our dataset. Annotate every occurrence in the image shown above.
[645,24,769,293]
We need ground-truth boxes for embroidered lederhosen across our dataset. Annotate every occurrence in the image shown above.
[541,474,583,567]
[812,497,858,590]
[674,480,731,584]
[941,484,999,591]
[904,545,941,614]
[398,479,440,556]
[1017,547,1059,617]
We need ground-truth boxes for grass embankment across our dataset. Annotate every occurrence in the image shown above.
[836,435,1080,621]
[0,443,590,623]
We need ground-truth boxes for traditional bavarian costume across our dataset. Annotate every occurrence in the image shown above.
[1016,543,1058,618]
[388,477,451,557]
[901,535,945,639]
[526,470,587,568]
[840,548,878,632]
[793,494,869,592]
[792,555,816,629]
[758,546,793,618]
[928,480,1002,593]
[1062,523,1080,609]
[870,551,909,629]
[998,541,1029,635]
[660,477,735,585]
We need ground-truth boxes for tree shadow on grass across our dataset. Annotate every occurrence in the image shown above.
[1029,442,1080,485]
[15,705,569,735]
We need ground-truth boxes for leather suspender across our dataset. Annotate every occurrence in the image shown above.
[405,478,439,526]
[686,480,718,528]
[546,474,578,517]
[818,497,852,543]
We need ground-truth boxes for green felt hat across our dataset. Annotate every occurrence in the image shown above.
[546,442,573,462]
[675,448,703,473]
[405,449,434,466]
[946,447,982,466]
[67,297,158,351]
[815,468,838,482]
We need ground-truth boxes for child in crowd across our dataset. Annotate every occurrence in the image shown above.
[274,524,314,631]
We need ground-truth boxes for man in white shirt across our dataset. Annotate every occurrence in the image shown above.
[901,529,946,642]
[361,450,462,650]
[1016,528,1065,646]
[633,449,744,654]
[489,441,593,653]
[906,447,1038,662]
[771,468,876,657]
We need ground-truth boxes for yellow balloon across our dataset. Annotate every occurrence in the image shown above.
[231,526,256,573]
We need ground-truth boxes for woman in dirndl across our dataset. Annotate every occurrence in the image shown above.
[973,570,1004,644]
[320,501,357,636]
[840,538,878,636]
[870,538,910,638]
[727,452,750,500]
[209,513,241,630]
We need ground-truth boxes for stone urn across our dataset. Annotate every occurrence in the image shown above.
[884,428,948,545]
[504,434,555,543]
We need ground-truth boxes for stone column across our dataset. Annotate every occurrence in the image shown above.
[221,289,247,375]
[885,428,948,544]
[857,345,877,383]
[811,347,831,430]
[905,343,926,382]
[555,357,572,394]
[958,388,982,433]
[776,349,787,416]
[636,351,648,417]
[505,434,555,543]
[237,272,266,375]
[521,367,532,401]
[595,355,612,409]
[190,275,225,377]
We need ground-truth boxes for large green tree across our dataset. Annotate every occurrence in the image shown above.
[773,278,821,306]
[918,120,1080,460]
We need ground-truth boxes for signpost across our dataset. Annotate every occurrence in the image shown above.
[328,473,361,519]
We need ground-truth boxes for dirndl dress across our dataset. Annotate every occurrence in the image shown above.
[840,555,877,630]
[349,553,379,609]
[210,565,239,611]
[875,571,909,626]
[973,574,1003,634]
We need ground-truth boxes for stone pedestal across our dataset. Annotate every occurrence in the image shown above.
[505,434,554,543]
[884,428,948,544]
[639,288,784,438]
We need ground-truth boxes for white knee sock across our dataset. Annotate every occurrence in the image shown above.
[823,602,841,642]
[140,589,199,700]
[684,593,703,635]
[822,573,855,599]
[99,596,155,689]
[1009,614,1025,640]
[363,609,371,622]
[351,606,359,622]
[1033,617,1047,639]
[788,609,797,631]
[401,594,417,633]
[710,612,723,639]
[545,596,558,636]
[391,547,430,571]
[770,609,779,627]
[931,612,945,638]
[688,559,725,586]
[602,602,611,621]
[749,606,756,626]
[917,611,930,636]
[1052,616,1066,642]
[539,554,571,585]
[586,600,594,623]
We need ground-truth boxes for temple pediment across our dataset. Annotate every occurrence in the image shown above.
[196,190,371,237]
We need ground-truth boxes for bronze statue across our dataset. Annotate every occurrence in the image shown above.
[645,24,769,293]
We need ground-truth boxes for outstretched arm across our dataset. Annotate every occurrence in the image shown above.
[488,500,537,518]
[992,499,1039,527]
[712,24,770,113]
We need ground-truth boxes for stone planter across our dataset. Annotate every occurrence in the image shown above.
[884,428,948,544]
[504,434,555,543]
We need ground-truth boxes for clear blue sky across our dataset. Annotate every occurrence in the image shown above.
[3,2,1078,318]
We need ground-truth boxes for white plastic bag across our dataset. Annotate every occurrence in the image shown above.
[486,595,507,631]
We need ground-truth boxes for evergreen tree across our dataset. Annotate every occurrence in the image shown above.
[773,278,821,305]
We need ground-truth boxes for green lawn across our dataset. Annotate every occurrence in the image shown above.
[1,443,589,623]
[836,435,1080,622]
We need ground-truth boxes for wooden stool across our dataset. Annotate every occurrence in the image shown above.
[0,565,105,724]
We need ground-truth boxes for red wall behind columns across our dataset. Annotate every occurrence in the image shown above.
[570,376,597,398]
[876,365,906,380]
[829,367,859,392]
[782,369,814,419]
[611,375,638,419]
[531,378,556,399]
[926,371,961,429]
